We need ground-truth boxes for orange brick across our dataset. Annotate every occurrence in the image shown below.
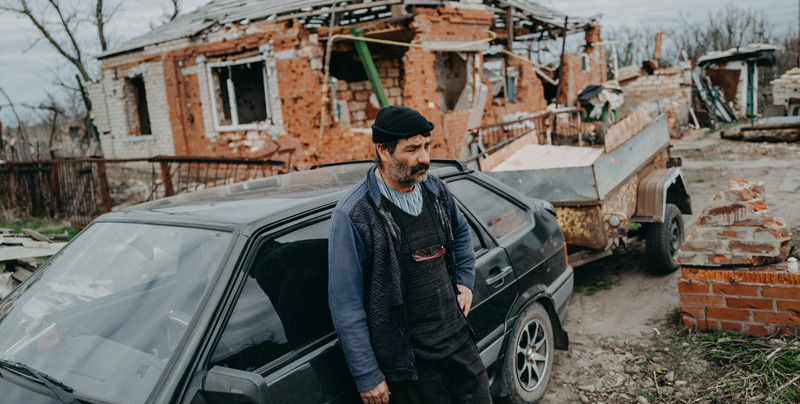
[775,325,800,336]
[707,307,750,321]
[678,281,711,294]
[719,321,743,332]
[681,305,705,318]
[776,299,800,311]
[746,324,770,336]
[761,286,798,299]
[682,316,696,329]
[726,297,773,310]
[712,284,759,297]
[752,311,800,324]
[680,294,724,307]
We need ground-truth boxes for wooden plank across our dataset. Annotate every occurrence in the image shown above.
[604,109,653,154]
[0,243,65,262]
[22,229,52,243]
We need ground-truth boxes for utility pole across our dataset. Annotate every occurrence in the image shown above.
[797,0,799,67]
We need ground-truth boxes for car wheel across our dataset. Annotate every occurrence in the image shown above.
[645,203,684,274]
[502,302,554,404]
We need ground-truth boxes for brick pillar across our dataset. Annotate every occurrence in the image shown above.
[677,179,798,336]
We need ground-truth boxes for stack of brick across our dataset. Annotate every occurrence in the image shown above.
[678,179,799,336]
[771,67,800,107]
[618,62,692,135]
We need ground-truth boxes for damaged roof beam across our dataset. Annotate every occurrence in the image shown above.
[275,0,403,23]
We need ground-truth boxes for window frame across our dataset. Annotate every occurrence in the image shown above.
[206,55,273,132]
[447,177,532,244]
[206,213,337,376]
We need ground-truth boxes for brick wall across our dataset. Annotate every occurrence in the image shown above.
[558,25,606,106]
[92,6,569,166]
[679,267,800,335]
[677,179,798,336]
[772,67,800,107]
[88,60,175,158]
[619,63,692,134]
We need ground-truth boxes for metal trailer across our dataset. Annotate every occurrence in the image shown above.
[476,114,692,273]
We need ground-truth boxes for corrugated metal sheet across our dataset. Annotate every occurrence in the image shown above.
[98,0,595,59]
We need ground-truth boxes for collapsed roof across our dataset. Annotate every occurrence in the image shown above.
[98,0,597,59]
[697,44,778,68]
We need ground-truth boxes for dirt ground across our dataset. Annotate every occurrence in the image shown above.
[542,127,800,403]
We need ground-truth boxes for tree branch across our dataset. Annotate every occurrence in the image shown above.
[169,0,181,21]
[48,0,84,64]
[96,0,107,51]
[0,86,29,144]
[15,0,93,82]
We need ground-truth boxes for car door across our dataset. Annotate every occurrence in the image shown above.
[451,175,560,304]
[447,178,519,356]
[200,215,359,404]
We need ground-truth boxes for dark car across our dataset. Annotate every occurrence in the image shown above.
[0,160,572,404]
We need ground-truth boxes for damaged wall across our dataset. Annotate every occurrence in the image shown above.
[90,3,595,168]
[619,63,692,134]
[558,24,606,106]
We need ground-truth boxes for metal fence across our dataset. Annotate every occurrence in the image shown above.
[1,152,294,227]
[467,108,583,159]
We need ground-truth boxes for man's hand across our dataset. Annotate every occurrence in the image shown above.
[457,284,473,316]
[360,380,390,404]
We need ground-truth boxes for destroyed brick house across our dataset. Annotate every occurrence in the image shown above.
[88,0,605,170]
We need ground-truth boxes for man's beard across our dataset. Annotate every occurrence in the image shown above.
[389,157,429,188]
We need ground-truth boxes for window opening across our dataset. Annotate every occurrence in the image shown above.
[207,57,272,131]
[125,76,151,135]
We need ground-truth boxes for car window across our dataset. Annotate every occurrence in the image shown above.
[449,179,527,240]
[211,219,333,371]
[465,214,487,254]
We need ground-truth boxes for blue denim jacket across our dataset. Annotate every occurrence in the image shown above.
[328,166,475,392]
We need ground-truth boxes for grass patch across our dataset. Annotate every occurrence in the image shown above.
[573,275,618,296]
[691,178,707,183]
[0,210,80,240]
[691,330,800,403]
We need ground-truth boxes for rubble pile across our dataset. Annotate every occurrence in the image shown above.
[547,338,709,403]
[0,228,67,298]
[771,67,800,108]
[678,179,790,267]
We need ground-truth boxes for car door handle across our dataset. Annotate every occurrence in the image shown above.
[485,266,513,288]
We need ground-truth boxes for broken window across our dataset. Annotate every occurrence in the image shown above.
[125,76,151,136]
[435,52,470,111]
[207,57,272,131]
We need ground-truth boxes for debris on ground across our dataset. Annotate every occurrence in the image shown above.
[0,228,67,298]
[720,117,800,143]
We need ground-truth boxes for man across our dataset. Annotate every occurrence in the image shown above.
[328,105,492,404]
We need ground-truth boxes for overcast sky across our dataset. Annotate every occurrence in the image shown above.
[0,0,797,124]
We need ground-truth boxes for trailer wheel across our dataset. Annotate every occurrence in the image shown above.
[646,203,684,274]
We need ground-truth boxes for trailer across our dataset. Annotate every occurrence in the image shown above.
[469,111,692,273]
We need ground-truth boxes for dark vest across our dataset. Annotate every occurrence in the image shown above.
[385,188,469,360]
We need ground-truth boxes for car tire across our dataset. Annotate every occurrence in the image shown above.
[645,203,684,274]
[502,302,554,404]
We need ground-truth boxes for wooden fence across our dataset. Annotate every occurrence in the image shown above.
[0,153,293,227]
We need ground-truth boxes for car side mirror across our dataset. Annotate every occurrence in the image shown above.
[203,366,270,404]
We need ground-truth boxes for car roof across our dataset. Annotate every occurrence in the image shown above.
[97,160,468,234]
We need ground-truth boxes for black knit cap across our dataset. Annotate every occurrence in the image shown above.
[371,105,434,143]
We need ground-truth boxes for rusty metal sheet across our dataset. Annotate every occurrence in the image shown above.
[602,175,638,219]
[555,205,607,249]
[634,167,683,222]
[601,175,638,237]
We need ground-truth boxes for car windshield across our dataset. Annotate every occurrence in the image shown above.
[0,222,232,404]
